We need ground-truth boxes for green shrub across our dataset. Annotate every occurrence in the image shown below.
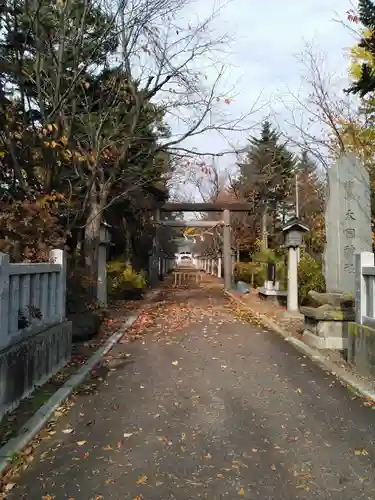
[107,258,146,298]
[251,247,279,265]
[298,252,325,305]
[234,262,265,288]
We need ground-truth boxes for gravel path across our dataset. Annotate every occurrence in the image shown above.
[7,285,375,499]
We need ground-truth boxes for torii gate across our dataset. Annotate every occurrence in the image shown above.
[154,202,252,290]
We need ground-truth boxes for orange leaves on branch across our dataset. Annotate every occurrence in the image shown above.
[37,192,66,209]
[0,199,65,262]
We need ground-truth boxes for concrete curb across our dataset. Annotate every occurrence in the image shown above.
[0,298,154,476]
[225,290,375,404]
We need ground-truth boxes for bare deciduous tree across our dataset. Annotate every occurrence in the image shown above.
[275,42,361,169]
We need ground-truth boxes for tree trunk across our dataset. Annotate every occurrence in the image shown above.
[84,189,107,301]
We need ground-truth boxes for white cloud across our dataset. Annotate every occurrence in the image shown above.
[169,0,358,198]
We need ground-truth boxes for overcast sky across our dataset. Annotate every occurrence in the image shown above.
[169,0,359,200]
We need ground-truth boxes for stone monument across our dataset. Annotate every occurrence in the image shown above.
[302,154,372,350]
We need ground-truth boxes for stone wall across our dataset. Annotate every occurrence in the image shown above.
[0,320,72,421]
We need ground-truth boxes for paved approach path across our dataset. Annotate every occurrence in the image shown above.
[8,281,375,499]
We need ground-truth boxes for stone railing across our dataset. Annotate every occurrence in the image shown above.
[346,252,375,377]
[0,250,71,420]
[354,251,375,329]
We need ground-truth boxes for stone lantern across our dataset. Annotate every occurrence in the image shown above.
[282,218,309,314]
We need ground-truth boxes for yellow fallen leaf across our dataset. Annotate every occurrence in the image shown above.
[239,487,245,496]
[354,449,369,456]
[296,388,303,393]
[77,441,87,446]
[62,428,74,434]
[136,474,148,485]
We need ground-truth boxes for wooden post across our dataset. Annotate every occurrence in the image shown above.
[223,209,232,290]
[97,243,108,306]
[155,208,162,281]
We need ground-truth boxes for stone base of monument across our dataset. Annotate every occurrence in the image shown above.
[283,310,304,320]
[300,291,354,350]
[347,322,375,377]
[258,281,287,305]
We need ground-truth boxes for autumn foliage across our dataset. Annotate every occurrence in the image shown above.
[0,196,65,262]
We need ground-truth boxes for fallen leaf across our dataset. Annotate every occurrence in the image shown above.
[297,473,313,480]
[172,360,179,366]
[76,441,87,446]
[296,388,303,393]
[354,449,369,456]
[4,483,15,492]
[62,428,73,434]
[157,435,169,442]
[136,474,148,485]
[271,464,276,471]
[123,433,133,438]
[232,460,248,469]
[239,487,245,496]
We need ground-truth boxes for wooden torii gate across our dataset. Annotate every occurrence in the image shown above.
[155,202,252,290]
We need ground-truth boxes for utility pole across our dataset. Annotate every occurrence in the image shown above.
[295,173,299,218]
[295,173,300,263]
